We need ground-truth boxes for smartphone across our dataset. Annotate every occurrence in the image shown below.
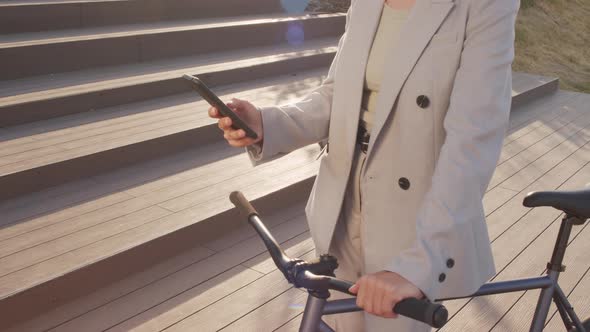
[183,74,258,139]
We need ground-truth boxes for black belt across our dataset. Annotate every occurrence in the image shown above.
[356,124,370,153]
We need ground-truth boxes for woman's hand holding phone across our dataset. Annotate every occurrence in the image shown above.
[209,98,263,148]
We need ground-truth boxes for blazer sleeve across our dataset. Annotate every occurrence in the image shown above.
[245,6,354,166]
[386,0,519,301]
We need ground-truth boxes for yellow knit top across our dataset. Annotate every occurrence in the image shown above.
[360,5,410,133]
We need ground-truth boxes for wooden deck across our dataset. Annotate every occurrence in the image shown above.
[1,2,587,330]
[4,88,589,331]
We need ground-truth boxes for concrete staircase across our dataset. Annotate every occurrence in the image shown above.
[0,1,562,330]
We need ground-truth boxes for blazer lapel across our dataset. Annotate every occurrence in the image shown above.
[363,0,455,168]
[329,0,383,171]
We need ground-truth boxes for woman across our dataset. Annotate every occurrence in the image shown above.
[209,0,519,330]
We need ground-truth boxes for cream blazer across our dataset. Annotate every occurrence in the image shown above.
[247,0,519,301]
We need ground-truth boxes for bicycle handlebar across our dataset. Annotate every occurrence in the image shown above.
[230,191,448,329]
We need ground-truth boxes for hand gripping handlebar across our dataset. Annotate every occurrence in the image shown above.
[230,191,448,328]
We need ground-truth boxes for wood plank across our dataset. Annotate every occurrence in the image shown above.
[0,145,312,257]
[0,149,317,290]
[504,90,578,146]
[0,177,130,229]
[0,0,287,34]
[275,313,304,332]
[0,145,67,165]
[544,268,590,331]
[500,106,590,192]
[6,96,584,326]
[0,69,324,155]
[0,13,305,48]
[158,155,314,212]
[0,75,548,249]
[489,95,590,190]
[204,201,307,253]
[0,191,132,240]
[162,250,317,332]
[443,217,587,331]
[8,201,306,331]
[220,288,308,332]
[0,67,324,249]
[0,116,206,173]
[0,206,171,280]
[490,129,590,196]
[501,136,590,192]
[0,39,337,106]
[243,232,315,275]
[499,94,587,163]
[0,95,203,158]
[1,38,328,96]
[491,223,590,331]
[155,147,318,210]
[0,76,324,176]
[5,245,215,332]
[482,186,519,216]
[0,148,317,259]
[0,93,193,142]
[486,133,590,241]
[105,266,264,332]
[0,68,326,141]
[1,81,317,159]
[0,195,156,259]
[132,145,316,215]
[442,146,590,317]
[0,65,514,151]
[52,215,309,331]
[441,162,590,331]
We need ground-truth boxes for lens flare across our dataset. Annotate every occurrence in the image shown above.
[288,303,305,309]
[286,22,305,46]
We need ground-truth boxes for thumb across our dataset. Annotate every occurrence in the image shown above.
[349,283,359,294]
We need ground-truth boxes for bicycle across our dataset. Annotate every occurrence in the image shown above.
[229,187,590,331]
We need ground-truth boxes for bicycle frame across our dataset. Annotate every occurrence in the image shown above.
[298,214,587,332]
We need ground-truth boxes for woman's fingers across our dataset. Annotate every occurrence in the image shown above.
[218,116,253,147]
[218,117,232,130]
[218,117,245,139]
[210,98,262,147]
[227,136,255,147]
[223,129,245,140]
[208,107,221,118]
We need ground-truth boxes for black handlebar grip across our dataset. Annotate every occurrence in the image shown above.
[328,278,355,296]
[230,191,259,218]
[394,298,448,328]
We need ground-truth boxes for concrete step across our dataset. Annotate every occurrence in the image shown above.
[0,36,339,127]
[0,0,288,34]
[511,72,559,108]
[0,69,328,201]
[0,13,345,80]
